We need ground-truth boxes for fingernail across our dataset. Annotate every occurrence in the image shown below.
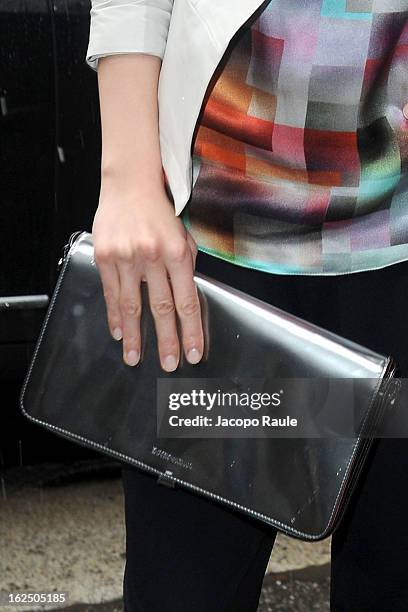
[163,355,178,372]
[113,327,122,341]
[187,348,201,364]
[126,350,140,366]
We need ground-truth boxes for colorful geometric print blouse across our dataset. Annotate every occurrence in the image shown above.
[181,0,408,275]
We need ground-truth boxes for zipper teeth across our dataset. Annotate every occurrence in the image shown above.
[22,230,396,542]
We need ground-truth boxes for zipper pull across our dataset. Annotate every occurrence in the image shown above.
[57,230,84,271]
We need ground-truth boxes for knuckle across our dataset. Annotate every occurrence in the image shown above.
[103,288,118,307]
[120,297,142,317]
[177,296,200,317]
[151,298,175,318]
[108,316,121,327]
[167,241,188,264]
[159,338,179,355]
[116,247,134,264]
[94,246,111,264]
[123,335,139,348]
[139,240,161,262]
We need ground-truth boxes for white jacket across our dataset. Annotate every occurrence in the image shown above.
[86,0,265,215]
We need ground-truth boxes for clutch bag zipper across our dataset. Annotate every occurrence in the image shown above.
[57,230,84,271]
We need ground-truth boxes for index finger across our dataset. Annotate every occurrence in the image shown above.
[95,259,123,342]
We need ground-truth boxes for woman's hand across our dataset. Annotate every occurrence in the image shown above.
[92,176,204,372]
[92,53,202,370]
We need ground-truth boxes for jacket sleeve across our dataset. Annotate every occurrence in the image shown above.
[85,0,174,71]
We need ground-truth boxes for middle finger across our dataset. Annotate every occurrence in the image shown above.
[144,260,180,372]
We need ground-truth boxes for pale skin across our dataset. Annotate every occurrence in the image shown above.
[92,54,204,372]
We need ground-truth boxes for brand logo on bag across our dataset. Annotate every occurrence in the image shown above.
[151,446,193,471]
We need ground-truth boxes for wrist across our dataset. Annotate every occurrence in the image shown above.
[100,161,165,196]
[99,165,175,215]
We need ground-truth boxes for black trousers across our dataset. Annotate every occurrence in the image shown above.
[122,251,408,612]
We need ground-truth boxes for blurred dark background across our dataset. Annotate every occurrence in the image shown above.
[0,0,102,467]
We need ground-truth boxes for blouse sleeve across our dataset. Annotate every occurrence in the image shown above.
[85,0,174,71]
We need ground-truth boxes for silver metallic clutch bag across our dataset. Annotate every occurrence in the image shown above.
[20,231,398,541]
